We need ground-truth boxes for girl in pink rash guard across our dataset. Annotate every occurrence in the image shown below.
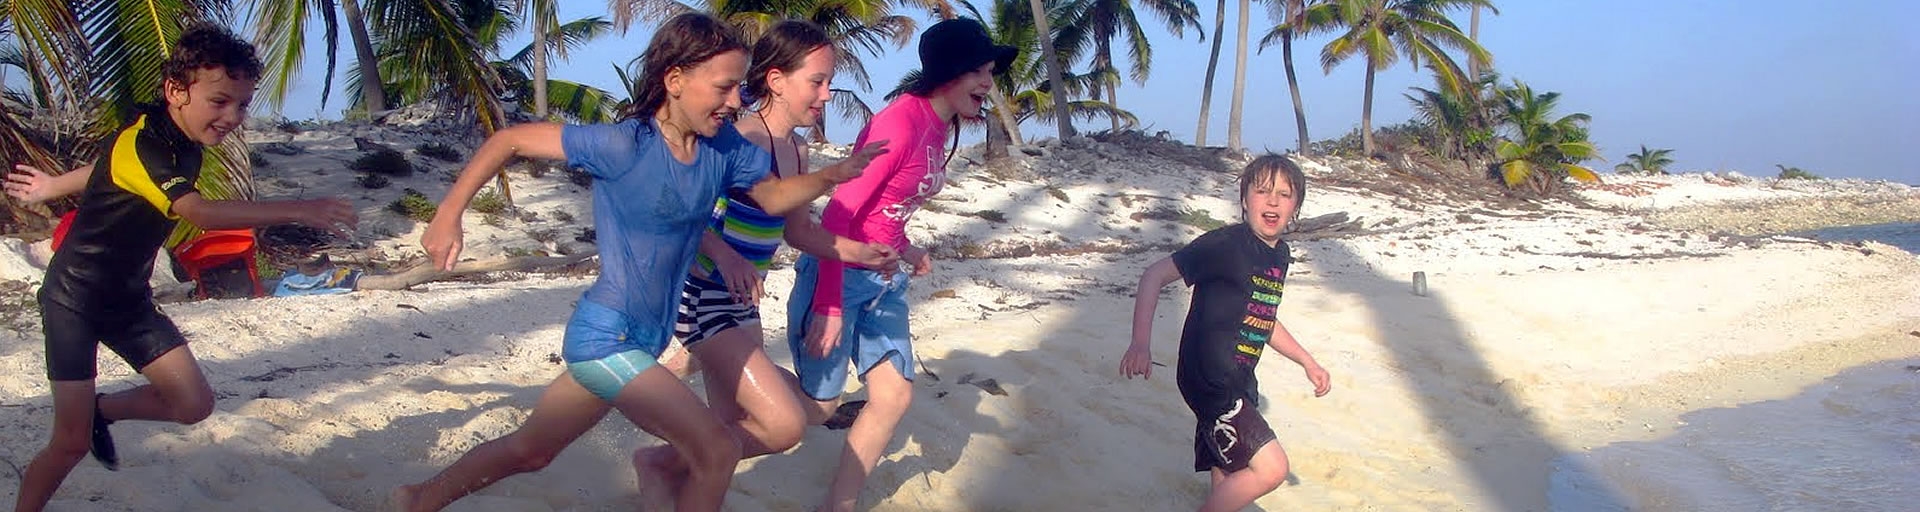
[784,18,1014,512]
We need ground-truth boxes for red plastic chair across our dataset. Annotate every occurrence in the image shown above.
[171,229,264,299]
[52,210,263,298]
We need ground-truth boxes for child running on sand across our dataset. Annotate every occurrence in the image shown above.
[387,13,884,512]
[13,24,359,512]
[783,18,1013,512]
[1120,154,1333,512]
[638,19,901,486]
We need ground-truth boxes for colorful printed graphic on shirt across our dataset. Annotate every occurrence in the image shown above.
[1234,267,1286,366]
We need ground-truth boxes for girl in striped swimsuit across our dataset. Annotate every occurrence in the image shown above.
[639,20,898,486]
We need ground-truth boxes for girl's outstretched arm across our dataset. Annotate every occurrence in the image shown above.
[423,122,565,270]
[1123,256,1184,379]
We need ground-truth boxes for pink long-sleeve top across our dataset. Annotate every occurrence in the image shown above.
[812,94,949,316]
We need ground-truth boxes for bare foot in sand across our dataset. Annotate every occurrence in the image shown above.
[386,486,421,512]
[632,445,687,512]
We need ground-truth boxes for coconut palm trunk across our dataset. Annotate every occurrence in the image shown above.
[1469,5,1481,77]
[1281,27,1307,153]
[1225,0,1248,150]
[1195,0,1225,145]
[340,0,385,113]
[532,14,550,118]
[1029,0,1075,138]
[1360,62,1375,155]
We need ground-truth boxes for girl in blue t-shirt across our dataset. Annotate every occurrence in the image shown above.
[389,13,884,512]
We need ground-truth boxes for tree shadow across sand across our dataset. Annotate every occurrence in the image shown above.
[1550,357,1920,512]
[0,282,622,509]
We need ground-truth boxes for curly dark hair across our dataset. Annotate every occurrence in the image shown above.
[161,22,263,88]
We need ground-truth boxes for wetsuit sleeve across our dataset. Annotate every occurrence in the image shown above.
[1171,227,1232,287]
[812,114,915,317]
[109,130,201,218]
[562,121,640,181]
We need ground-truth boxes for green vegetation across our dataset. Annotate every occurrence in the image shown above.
[387,189,437,223]
[349,147,413,177]
[1615,145,1675,175]
[415,142,463,163]
[1775,164,1820,180]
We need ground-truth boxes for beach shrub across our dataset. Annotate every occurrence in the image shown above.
[350,147,414,177]
[472,189,510,216]
[962,210,1008,223]
[415,142,463,163]
[387,189,436,222]
[1046,186,1069,202]
[1177,208,1227,231]
[357,173,391,189]
[1775,164,1819,180]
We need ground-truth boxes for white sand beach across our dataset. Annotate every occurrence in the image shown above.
[0,121,1915,511]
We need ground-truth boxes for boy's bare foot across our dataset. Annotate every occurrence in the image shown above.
[385,486,420,512]
[632,445,686,512]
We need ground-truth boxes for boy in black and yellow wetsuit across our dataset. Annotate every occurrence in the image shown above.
[13,24,358,512]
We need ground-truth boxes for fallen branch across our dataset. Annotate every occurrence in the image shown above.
[357,250,598,290]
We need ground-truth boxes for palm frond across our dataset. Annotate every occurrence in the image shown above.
[251,0,341,111]
[82,0,196,132]
[4,0,87,110]
[536,78,619,123]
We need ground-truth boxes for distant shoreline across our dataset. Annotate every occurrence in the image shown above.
[1643,192,1920,236]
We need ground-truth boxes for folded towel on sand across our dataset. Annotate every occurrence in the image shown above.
[273,267,363,296]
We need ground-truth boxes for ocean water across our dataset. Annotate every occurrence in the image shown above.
[1795,221,1920,254]
[1549,359,1920,511]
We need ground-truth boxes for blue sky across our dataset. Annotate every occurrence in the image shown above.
[259,0,1918,183]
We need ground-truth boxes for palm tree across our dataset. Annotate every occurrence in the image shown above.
[1614,145,1674,175]
[498,17,622,122]
[1404,66,1496,169]
[1223,0,1247,150]
[1259,0,1336,154]
[1315,0,1491,156]
[1193,0,1223,146]
[522,0,557,119]
[1060,0,1201,131]
[1492,79,1600,192]
[1028,0,1076,138]
[250,0,389,115]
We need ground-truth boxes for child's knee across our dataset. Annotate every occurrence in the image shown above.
[684,428,742,474]
[502,435,562,473]
[174,397,214,425]
[45,430,90,459]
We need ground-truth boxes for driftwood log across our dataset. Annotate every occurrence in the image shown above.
[357,250,598,290]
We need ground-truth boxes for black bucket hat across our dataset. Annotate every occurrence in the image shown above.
[916,18,1017,92]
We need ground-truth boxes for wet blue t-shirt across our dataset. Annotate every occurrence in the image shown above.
[562,119,771,346]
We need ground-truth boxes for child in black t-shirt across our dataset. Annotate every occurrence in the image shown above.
[1121,154,1331,512]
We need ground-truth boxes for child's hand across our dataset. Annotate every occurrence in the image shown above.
[805,313,844,358]
[422,215,464,272]
[848,242,899,271]
[5,164,58,204]
[711,248,763,306]
[1120,343,1154,379]
[822,140,889,183]
[299,198,359,239]
[904,245,932,277]
[1304,364,1331,397]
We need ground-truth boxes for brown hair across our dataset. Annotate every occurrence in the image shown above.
[162,22,263,88]
[621,13,748,120]
[744,20,832,108]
